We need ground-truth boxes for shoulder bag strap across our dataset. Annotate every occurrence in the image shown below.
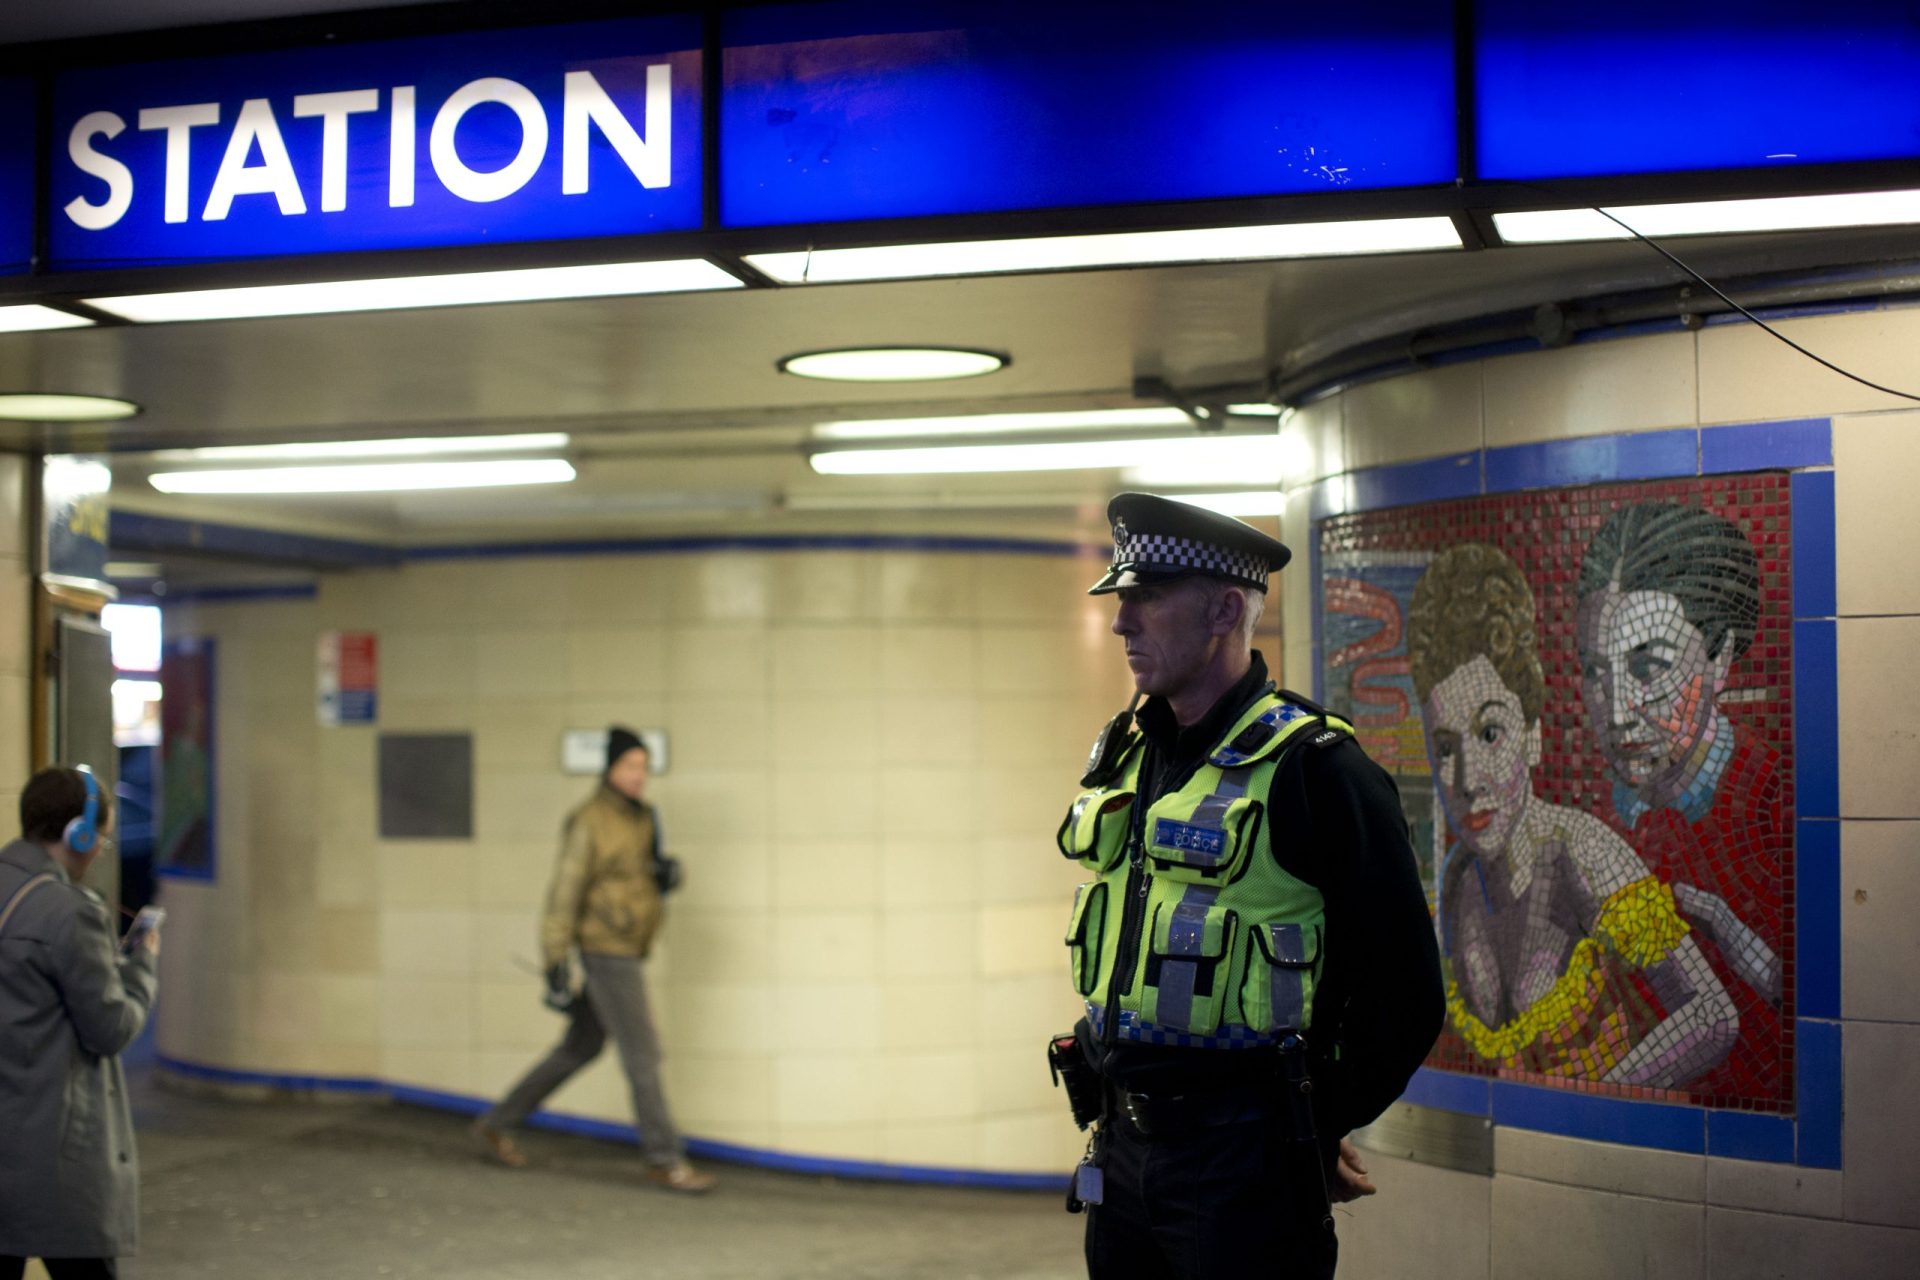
[0,873,59,938]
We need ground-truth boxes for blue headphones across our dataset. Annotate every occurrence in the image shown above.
[65,766,101,854]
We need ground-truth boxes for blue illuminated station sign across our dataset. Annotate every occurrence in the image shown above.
[47,16,703,270]
[0,78,34,275]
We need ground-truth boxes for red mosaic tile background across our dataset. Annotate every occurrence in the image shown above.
[1319,473,1794,1112]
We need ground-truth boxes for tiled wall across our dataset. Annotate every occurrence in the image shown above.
[1,454,27,826]
[1280,309,1920,1278]
[155,546,1166,1175]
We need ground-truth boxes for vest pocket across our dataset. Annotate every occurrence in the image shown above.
[1243,921,1322,1033]
[1065,881,1110,998]
[1143,897,1239,1034]
[1143,796,1262,882]
[1056,789,1135,871]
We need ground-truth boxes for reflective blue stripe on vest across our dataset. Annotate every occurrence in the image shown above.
[1152,883,1220,1033]
[1085,1003,1275,1051]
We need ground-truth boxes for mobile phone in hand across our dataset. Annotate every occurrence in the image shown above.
[122,905,165,951]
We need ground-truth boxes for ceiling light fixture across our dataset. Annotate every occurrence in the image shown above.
[1224,403,1283,417]
[808,435,1282,482]
[148,432,570,462]
[1492,189,1920,244]
[149,459,577,495]
[85,260,743,324]
[746,217,1461,284]
[779,348,1009,381]
[0,305,95,334]
[0,393,141,421]
[813,408,1192,440]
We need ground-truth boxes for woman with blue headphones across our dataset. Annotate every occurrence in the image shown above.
[0,765,158,1280]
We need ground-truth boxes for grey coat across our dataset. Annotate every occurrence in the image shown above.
[0,839,156,1259]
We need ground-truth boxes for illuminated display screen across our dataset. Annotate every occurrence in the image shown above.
[721,0,1458,227]
[1477,0,1920,179]
[48,16,703,269]
[0,78,32,273]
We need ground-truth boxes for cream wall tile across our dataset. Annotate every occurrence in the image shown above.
[1834,409,1920,616]
[0,675,28,787]
[376,697,472,731]
[563,556,673,624]
[972,975,1079,1048]
[1346,362,1483,468]
[670,840,770,910]
[473,979,553,1051]
[977,904,1063,978]
[880,628,977,696]
[775,1122,883,1162]
[975,768,1069,841]
[770,625,880,693]
[881,980,977,1051]
[974,556,1087,626]
[668,627,769,696]
[879,838,981,909]
[382,1046,478,1094]
[1338,1155,1491,1280]
[660,694,769,772]
[771,696,880,770]
[566,626,668,696]
[380,910,475,977]
[380,977,474,1049]
[1703,1158,1841,1220]
[1706,1207,1920,1280]
[473,630,570,698]
[773,839,880,911]
[0,562,31,678]
[469,700,568,773]
[878,553,979,623]
[976,1043,1052,1115]
[1841,821,1920,1022]
[1837,618,1920,818]
[780,552,878,622]
[772,769,876,839]
[667,554,773,624]
[881,1051,978,1123]
[376,632,475,701]
[978,627,1077,694]
[775,1055,883,1126]
[881,908,977,981]
[467,910,534,980]
[1843,1020,1920,1229]
[313,908,379,974]
[1280,396,1345,488]
[977,696,1093,767]
[666,983,769,1056]
[771,981,881,1055]
[878,694,979,766]
[877,765,973,840]
[663,1054,773,1129]
[315,840,378,910]
[474,775,577,844]
[664,907,773,984]
[881,1119,978,1168]
[979,835,1083,908]
[1700,309,1920,423]
[1485,331,1697,447]
[0,453,25,557]
[473,841,552,909]
[977,1113,1079,1172]
[774,911,880,982]
[1493,1127,1705,1203]
[1490,1175,1703,1280]
[377,843,476,909]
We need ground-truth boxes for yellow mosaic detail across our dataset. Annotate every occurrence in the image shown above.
[1448,876,1689,1064]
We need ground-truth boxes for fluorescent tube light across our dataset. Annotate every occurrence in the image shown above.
[813,408,1193,441]
[1493,189,1920,244]
[149,432,570,462]
[0,305,95,333]
[1225,404,1283,417]
[1163,490,1286,518]
[87,260,742,323]
[780,348,1008,381]
[747,217,1461,284]
[150,458,577,494]
[0,393,139,421]
[809,435,1282,480]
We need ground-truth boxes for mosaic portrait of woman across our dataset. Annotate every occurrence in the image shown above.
[1408,543,1738,1088]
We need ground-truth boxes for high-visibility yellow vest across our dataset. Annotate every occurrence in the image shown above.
[1059,690,1349,1049]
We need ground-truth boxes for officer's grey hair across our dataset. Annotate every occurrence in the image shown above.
[1200,577,1266,646]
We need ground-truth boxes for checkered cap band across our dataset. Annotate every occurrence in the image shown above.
[1112,530,1269,587]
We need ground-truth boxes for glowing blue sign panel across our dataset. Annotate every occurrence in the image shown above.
[0,79,33,274]
[49,17,703,269]
[721,0,1456,227]
[1478,1,1920,179]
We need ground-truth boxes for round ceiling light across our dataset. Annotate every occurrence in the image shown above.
[778,347,1009,382]
[0,393,141,422]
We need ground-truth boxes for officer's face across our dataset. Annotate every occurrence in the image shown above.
[1110,577,1218,701]
[1576,584,1728,799]
[607,747,650,801]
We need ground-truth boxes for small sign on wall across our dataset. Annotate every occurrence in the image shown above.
[318,631,378,725]
[562,727,668,776]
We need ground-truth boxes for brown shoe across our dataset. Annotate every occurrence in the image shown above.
[643,1161,717,1194]
[471,1120,529,1169]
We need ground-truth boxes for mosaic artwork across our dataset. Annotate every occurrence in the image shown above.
[1320,476,1793,1110]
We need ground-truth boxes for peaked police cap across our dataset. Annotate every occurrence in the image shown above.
[1087,492,1293,595]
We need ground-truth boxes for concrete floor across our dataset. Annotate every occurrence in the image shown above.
[117,1074,1083,1280]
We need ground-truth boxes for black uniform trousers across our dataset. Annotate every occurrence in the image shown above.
[1084,1111,1338,1280]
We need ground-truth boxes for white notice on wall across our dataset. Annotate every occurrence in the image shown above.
[561,728,668,776]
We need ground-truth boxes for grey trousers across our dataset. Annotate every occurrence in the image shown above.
[484,952,684,1167]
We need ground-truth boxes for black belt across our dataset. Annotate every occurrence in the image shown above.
[1109,1084,1276,1137]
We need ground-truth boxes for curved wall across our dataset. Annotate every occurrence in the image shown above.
[152,541,1216,1178]
[1276,304,1920,1278]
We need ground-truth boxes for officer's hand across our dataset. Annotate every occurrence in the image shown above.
[1330,1138,1377,1202]
[542,963,574,1012]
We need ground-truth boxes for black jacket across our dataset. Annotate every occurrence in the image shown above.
[1082,652,1446,1141]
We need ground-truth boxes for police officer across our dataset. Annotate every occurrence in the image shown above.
[1055,494,1444,1279]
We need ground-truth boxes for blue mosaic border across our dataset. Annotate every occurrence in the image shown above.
[155,1054,1068,1192]
[1307,415,1841,1169]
